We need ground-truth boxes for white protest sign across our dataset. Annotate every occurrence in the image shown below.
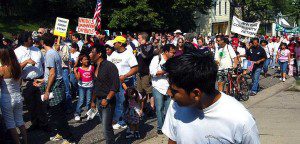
[231,16,260,37]
[54,17,69,37]
[77,17,96,35]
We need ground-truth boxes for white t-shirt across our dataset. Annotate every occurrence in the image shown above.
[273,42,281,55]
[214,44,237,70]
[237,47,246,66]
[14,45,44,79]
[162,93,260,144]
[70,52,80,63]
[267,42,274,55]
[131,39,139,47]
[149,54,169,95]
[108,49,138,76]
[263,46,272,58]
[126,45,133,54]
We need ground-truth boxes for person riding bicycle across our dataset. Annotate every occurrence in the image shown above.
[214,35,238,92]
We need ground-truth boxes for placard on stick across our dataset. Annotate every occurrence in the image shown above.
[77,17,96,35]
[54,17,69,37]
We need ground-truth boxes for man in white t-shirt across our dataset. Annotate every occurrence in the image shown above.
[108,36,138,129]
[272,36,281,68]
[214,35,238,92]
[162,50,260,144]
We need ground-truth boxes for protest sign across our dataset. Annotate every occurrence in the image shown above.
[231,16,260,37]
[276,24,300,34]
[77,17,96,35]
[53,17,69,38]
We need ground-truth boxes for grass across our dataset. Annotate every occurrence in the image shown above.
[0,19,40,39]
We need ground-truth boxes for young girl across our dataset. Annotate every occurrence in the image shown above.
[0,47,27,144]
[276,43,291,82]
[123,87,143,139]
[74,54,94,121]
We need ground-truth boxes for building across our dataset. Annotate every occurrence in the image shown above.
[195,0,231,36]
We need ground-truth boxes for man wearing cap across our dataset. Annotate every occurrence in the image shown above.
[108,36,138,129]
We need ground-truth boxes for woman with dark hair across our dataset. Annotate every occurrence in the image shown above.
[0,46,27,144]
[276,43,291,82]
[175,38,184,56]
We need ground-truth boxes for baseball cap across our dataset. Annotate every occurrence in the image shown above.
[112,36,126,44]
[105,40,114,47]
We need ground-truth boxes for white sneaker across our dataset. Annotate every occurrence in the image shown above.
[113,123,121,130]
[283,78,286,82]
[75,115,80,121]
[50,134,63,141]
[279,78,282,81]
[118,120,128,129]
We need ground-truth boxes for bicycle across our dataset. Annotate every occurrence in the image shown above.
[218,68,250,101]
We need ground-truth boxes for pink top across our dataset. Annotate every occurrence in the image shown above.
[278,49,290,62]
[78,65,94,87]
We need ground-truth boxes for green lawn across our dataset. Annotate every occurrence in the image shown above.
[0,19,40,39]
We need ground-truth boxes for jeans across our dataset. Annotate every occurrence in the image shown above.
[62,68,72,110]
[263,58,271,73]
[279,61,288,74]
[75,86,93,116]
[251,68,262,93]
[113,77,134,122]
[153,88,171,130]
[70,72,78,97]
[97,99,115,144]
[48,101,73,141]
[271,54,277,68]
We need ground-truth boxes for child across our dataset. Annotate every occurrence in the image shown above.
[123,87,143,139]
[74,54,94,121]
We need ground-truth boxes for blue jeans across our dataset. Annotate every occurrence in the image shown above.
[279,61,288,74]
[263,58,271,73]
[70,72,78,97]
[153,88,171,130]
[251,68,262,93]
[62,68,72,110]
[271,54,277,68]
[113,77,134,122]
[97,99,115,144]
[75,86,92,116]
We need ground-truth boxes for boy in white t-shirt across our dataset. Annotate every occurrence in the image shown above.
[162,50,260,144]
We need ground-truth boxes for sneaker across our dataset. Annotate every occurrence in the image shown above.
[250,92,257,96]
[74,116,81,121]
[50,134,63,141]
[61,140,75,144]
[112,123,121,130]
[118,120,128,129]
[125,131,134,139]
[283,78,286,82]
[134,131,141,139]
[279,78,282,81]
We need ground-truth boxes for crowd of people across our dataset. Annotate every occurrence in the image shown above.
[0,28,299,144]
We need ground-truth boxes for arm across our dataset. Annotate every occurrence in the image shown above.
[20,60,29,69]
[102,64,120,107]
[74,67,81,80]
[120,66,138,83]
[44,67,56,100]
[168,139,176,144]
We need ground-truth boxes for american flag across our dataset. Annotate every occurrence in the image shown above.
[93,0,102,31]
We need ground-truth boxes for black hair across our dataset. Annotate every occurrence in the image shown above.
[93,45,107,59]
[280,42,288,49]
[124,87,142,110]
[260,40,268,45]
[41,33,55,46]
[18,31,32,45]
[77,53,91,67]
[164,50,218,96]
[71,42,79,51]
[128,32,135,38]
[162,44,175,52]
[252,38,259,43]
[72,33,81,40]
[183,42,196,53]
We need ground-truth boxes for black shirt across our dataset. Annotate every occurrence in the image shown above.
[93,60,120,98]
[246,46,267,69]
[137,44,154,76]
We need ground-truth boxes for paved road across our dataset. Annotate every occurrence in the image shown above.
[24,68,296,144]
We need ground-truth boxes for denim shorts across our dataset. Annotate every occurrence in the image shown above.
[279,61,288,74]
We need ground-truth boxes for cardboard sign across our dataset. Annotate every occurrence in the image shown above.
[231,16,260,37]
[77,17,96,35]
[54,17,69,37]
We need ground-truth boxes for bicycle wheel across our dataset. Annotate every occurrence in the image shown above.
[239,76,250,101]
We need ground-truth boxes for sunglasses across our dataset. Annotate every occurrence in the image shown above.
[38,32,43,34]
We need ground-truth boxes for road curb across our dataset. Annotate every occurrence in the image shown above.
[244,77,296,109]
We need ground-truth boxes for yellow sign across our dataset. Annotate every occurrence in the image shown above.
[53,17,69,37]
